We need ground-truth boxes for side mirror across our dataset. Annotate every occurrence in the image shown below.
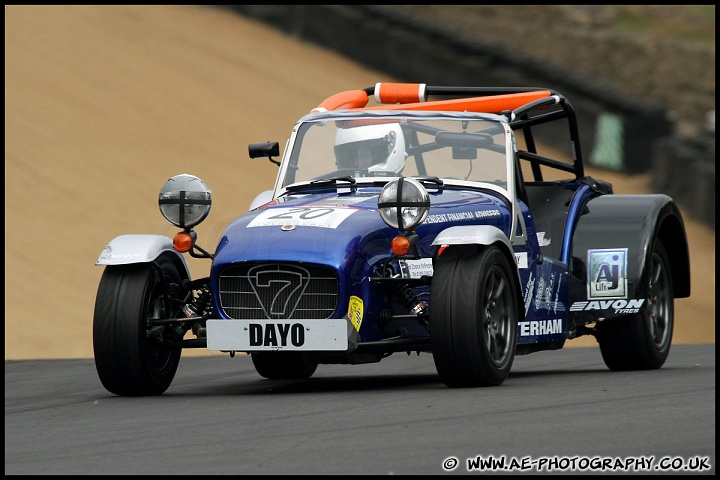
[249,142,280,166]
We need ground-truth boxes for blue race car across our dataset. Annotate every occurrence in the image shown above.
[93,83,691,395]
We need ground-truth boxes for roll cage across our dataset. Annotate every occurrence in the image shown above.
[311,83,585,183]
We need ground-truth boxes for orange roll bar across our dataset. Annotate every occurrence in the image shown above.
[363,90,552,114]
[312,86,552,115]
[374,82,427,104]
[311,90,369,113]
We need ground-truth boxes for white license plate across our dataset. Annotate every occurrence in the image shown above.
[205,319,349,351]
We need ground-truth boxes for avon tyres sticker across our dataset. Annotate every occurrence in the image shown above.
[570,298,645,315]
[587,248,628,299]
[247,207,357,229]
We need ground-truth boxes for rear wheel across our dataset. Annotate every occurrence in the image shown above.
[430,245,519,387]
[93,255,185,396]
[597,240,673,370]
[251,352,319,380]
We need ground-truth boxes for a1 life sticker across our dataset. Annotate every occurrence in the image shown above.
[347,296,364,332]
[588,248,628,299]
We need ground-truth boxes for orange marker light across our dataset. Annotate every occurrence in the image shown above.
[173,232,193,253]
[391,235,412,256]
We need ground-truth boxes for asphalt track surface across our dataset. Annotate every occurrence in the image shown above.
[5,345,715,475]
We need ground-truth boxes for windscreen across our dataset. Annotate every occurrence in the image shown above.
[281,115,510,190]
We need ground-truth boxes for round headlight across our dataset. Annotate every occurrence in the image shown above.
[378,177,430,231]
[158,174,212,228]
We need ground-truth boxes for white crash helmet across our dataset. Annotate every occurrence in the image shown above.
[334,123,406,175]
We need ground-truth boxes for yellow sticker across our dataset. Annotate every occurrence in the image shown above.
[347,296,364,332]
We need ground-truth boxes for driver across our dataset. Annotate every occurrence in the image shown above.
[334,123,407,175]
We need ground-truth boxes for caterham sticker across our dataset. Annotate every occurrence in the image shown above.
[588,248,628,299]
[519,319,563,337]
[247,207,357,228]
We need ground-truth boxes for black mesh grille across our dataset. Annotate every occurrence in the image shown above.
[218,263,339,320]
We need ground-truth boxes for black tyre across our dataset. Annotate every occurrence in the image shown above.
[430,245,519,387]
[251,352,319,380]
[93,255,185,396]
[597,240,673,370]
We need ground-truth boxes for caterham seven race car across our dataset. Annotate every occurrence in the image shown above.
[93,83,691,395]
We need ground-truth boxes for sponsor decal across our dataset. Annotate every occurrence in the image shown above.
[535,275,546,311]
[524,265,565,316]
[424,209,501,224]
[536,231,551,247]
[248,323,305,347]
[570,298,645,315]
[247,207,356,228]
[423,214,450,224]
[541,273,555,313]
[309,197,369,207]
[523,271,535,314]
[514,251,528,269]
[110,253,142,259]
[534,273,562,313]
[403,258,434,278]
[519,319,563,336]
[588,248,628,299]
[473,209,501,219]
[552,274,561,315]
[347,296,364,332]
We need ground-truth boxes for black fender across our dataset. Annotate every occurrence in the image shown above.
[568,194,690,326]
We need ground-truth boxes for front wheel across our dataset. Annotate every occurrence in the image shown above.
[596,240,674,370]
[430,245,519,387]
[93,255,185,396]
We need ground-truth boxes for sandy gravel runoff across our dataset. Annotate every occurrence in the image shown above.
[5,5,715,360]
